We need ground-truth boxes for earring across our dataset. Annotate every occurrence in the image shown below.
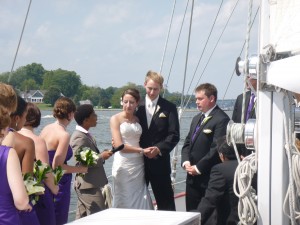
[15,122,18,128]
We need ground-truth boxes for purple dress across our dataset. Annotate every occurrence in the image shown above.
[48,146,73,225]
[19,203,40,225]
[34,186,55,225]
[0,146,21,225]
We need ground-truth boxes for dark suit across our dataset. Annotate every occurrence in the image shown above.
[181,105,230,211]
[197,160,239,225]
[232,91,256,157]
[232,91,256,123]
[70,130,108,219]
[136,96,180,211]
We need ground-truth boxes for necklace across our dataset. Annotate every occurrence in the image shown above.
[57,121,67,129]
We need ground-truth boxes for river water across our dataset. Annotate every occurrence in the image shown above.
[38,109,232,222]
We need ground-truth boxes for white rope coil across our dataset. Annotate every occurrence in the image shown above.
[233,153,258,225]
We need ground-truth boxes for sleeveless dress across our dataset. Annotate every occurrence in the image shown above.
[34,186,55,225]
[8,128,40,225]
[112,122,153,209]
[0,145,21,225]
[48,146,73,225]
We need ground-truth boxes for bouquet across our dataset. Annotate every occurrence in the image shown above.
[75,147,98,166]
[23,173,45,205]
[34,160,52,184]
[52,166,65,185]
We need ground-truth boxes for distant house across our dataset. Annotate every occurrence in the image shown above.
[20,90,45,103]
[79,99,93,105]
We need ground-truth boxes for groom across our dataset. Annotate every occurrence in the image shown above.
[136,70,180,211]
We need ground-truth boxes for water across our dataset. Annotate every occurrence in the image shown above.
[38,109,232,222]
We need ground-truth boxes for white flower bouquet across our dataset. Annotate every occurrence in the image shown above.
[34,160,52,184]
[23,173,45,205]
[75,147,98,167]
[52,165,65,185]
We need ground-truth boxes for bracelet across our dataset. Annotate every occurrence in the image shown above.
[139,148,144,154]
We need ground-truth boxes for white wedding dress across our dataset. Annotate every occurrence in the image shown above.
[112,122,153,209]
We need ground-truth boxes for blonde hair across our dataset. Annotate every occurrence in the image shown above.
[145,70,164,89]
[0,82,17,113]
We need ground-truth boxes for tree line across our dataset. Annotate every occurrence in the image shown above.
[0,63,195,108]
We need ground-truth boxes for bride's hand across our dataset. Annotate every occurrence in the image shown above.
[144,147,157,158]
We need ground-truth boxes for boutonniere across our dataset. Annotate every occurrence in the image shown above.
[202,116,212,125]
[159,112,166,118]
[154,105,160,114]
[203,129,212,134]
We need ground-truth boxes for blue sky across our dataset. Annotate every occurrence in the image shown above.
[0,0,260,99]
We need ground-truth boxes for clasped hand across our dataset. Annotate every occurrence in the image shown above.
[184,163,198,176]
[143,147,160,159]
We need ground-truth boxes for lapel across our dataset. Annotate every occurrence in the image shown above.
[191,106,218,146]
[149,97,162,128]
[84,132,100,153]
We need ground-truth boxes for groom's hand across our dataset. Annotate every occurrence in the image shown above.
[145,147,160,159]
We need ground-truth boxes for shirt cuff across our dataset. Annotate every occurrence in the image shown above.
[182,161,190,168]
[194,165,201,175]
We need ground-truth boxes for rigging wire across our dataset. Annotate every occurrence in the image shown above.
[8,0,32,84]
[222,6,260,100]
[180,0,195,110]
[164,0,190,97]
[240,0,254,124]
[159,0,177,78]
[181,0,224,110]
[170,0,194,190]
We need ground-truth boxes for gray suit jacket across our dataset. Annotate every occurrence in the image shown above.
[70,130,108,189]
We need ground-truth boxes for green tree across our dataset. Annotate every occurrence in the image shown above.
[99,86,117,108]
[43,86,61,106]
[42,69,81,97]
[21,79,39,91]
[111,83,138,108]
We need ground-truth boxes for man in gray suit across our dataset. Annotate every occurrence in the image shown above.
[70,104,112,219]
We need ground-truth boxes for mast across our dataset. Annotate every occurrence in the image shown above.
[257,0,300,224]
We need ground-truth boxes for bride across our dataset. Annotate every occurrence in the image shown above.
[110,88,153,209]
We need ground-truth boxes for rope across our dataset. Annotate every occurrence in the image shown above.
[233,153,258,225]
[282,93,298,225]
[8,0,32,83]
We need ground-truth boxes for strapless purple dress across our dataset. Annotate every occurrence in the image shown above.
[19,203,40,225]
[34,186,55,225]
[48,146,73,225]
[0,145,21,225]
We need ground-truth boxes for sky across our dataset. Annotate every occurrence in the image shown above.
[0,0,260,99]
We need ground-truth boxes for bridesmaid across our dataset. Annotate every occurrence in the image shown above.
[40,97,87,225]
[9,96,40,225]
[19,103,59,225]
[0,85,32,225]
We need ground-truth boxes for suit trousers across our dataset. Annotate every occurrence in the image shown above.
[185,182,206,212]
[146,172,176,211]
[74,186,106,219]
